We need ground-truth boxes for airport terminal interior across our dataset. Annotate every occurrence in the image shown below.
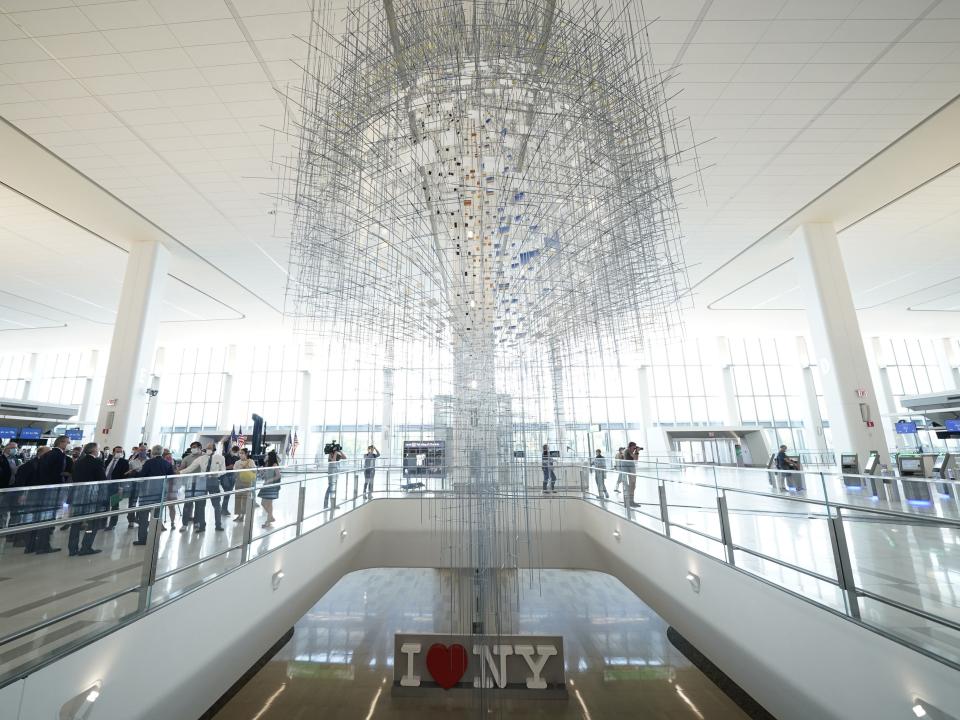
[1,0,960,718]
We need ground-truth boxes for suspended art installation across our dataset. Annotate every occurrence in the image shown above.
[279,0,698,705]
[282,0,693,356]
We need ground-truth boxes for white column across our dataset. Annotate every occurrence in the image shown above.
[95,240,169,450]
[141,347,163,444]
[298,368,311,460]
[796,337,827,451]
[792,223,889,465]
[23,352,40,401]
[382,339,395,462]
[933,338,960,391]
[867,337,903,451]
[715,337,741,426]
[220,345,237,429]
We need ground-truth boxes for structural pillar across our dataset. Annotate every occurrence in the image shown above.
[95,240,169,450]
[933,338,960,391]
[796,337,827,452]
[715,337,741,426]
[792,223,889,466]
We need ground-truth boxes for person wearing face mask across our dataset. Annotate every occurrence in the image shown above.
[103,446,129,531]
[125,447,145,529]
[177,441,204,529]
[180,443,226,532]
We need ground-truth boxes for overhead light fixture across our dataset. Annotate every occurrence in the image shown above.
[912,704,927,718]
[272,570,285,591]
[685,572,701,594]
[340,528,349,539]
[612,529,621,541]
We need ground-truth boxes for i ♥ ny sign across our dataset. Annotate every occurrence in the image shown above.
[393,633,566,697]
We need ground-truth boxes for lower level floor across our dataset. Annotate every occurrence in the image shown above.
[211,568,750,719]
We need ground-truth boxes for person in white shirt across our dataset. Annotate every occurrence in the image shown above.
[180,443,226,532]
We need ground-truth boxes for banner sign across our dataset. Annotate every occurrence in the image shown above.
[393,633,565,698]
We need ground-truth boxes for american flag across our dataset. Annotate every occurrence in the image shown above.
[291,431,299,457]
[236,426,246,448]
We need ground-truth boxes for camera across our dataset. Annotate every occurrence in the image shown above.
[324,440,342,455]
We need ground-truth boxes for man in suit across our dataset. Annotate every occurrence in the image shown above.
[67,442,108,556]
[132,446,174,546]
[24,435,69,554]
[1,441,20,527]
[7,446,48,542]
[103,445,129,531]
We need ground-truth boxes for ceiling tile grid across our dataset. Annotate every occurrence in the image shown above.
[0,0,957,322]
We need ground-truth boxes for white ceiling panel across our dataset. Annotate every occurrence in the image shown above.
[0,0,956,339]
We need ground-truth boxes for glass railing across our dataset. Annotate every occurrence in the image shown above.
[576,459,960,669]
[0,455,957,687]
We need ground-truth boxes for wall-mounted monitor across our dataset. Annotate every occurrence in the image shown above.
[840,454,858,469]
[895,421,918,434]
[945,419,960,432]
[18,427,42,440]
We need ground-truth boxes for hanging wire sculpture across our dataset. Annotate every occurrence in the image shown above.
[279,0,698,704]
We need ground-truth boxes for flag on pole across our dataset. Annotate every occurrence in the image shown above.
[230,426,237,444]
[291,431,300,457]
[236,426,246,448]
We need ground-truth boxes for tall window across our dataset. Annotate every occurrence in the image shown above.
[231,345,302,431]
[876,337,951,450]
[728,338,807,450]
[647,339,722,427]
[32,351,93,407]
[155,347,227,453]
[0,352,31,399]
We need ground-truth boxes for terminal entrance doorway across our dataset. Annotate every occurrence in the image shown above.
[673,438,737,465]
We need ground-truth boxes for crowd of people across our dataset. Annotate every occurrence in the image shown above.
[542,441,644,506]
[0,437,284,558]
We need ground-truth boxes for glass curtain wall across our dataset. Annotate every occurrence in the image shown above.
[876,337,957,452]
[0,352,31,399]
[728,337,808,451]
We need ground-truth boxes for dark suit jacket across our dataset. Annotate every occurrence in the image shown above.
[72,453,107,485]
[104,456,130,480]
[0,457,13,488]
[37,447,67,486]
[69,454,109,520]
[12,457,37,488]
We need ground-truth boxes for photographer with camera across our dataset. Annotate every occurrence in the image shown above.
[362,445,380,497]
[323,440,347,509]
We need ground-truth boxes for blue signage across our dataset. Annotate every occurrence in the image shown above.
[18,427,42,440]
[0,427,16,439]
[65,428,84,441]
[945,419,960,432]
[895,421,918,434]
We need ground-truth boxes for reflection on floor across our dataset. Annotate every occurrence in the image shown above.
[212,568,749,720]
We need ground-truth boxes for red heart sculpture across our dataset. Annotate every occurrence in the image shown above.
[426,643,469,689]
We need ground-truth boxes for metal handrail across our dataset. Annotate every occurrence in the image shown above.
[2,459,959,685]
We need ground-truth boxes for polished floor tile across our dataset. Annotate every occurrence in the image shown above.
[213,568,749,720]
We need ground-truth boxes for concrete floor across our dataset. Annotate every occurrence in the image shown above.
[211,568,749,720]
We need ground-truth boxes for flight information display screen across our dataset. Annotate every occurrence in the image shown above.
[945,419,960,432]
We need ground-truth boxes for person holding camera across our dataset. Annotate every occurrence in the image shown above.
[324,441,346,509]
[362,445,380,497]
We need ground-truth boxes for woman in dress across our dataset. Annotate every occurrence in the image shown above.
[258,450,281,528]
[232,447,257,522]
